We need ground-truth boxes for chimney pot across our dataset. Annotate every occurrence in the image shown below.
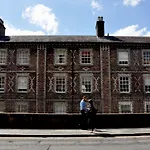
[98,16,103,21]
[96,16,105,37]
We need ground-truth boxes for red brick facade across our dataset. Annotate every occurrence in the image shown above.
[1,17,150,114]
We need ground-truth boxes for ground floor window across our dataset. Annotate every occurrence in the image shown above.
[0,102,5,112]
[119,101,133,113]
[15,102,28,113]
[53,102,67,114]
[144,102,150,113]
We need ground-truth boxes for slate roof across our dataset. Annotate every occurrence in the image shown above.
[0,35,150,43]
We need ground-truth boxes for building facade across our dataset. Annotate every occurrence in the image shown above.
[0,17,150,114]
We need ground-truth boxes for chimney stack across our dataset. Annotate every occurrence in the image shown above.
[95,16,104,37]
[0,18,6,36]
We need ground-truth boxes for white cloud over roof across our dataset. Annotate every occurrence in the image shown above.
[3,20,45,36]
[91,0,103,14]
[123,0,142,7]
[112,24,149,36]
[22,4,58,35]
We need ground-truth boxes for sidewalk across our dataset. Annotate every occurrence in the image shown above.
[0,128,150,137]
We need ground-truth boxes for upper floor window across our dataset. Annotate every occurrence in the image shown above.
[142,50,150,66]
[54,49,67,65]
[144,102,150,113]
[143,74,150,93]
[119,74,131,93]
[117,49,129,66]
[119,102,133,113]
[0,49,7,65]
[17,74,29,93]
[80,74,93,93]
[17,49,30,65]
[54,74,67,93]
[80,49,93,65]
[0,74,6,93]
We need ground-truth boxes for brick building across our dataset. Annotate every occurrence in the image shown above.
[0,16,150,114]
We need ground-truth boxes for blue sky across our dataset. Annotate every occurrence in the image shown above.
[0,0,150,36]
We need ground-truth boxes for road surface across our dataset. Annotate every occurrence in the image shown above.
[0,136,150,150]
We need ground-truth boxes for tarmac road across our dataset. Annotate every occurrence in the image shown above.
[0,136,150,150]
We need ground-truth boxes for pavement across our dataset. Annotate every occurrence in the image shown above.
[0,128,150,137]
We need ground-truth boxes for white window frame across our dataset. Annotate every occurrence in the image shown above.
[143,74,150,93]
[80,74,93,93]
[0,73,6,93]
[53,102,67,114]
[15,102,28,113]
[119,101,133,113]
[16,49,30,65]
[119,74,131,93]
[142,49,150,66]
[16,73,29,93]
[117,49,130,66]
[54,73,67,93]
[0,49,7,65]
[54,49,67,65]
[80,49,93,65]
[144,101,150,113]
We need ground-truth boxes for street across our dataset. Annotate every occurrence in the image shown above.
[0,136,150,150]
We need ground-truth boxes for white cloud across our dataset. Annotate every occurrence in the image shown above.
[145,32,150,36]
[91,0,103,12]
[22,4,58,35]
[112,24,148,36]
[123,0,142,7]
[5,22,45,36]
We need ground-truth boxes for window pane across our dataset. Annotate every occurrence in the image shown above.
[17,76,28,92]
[119,102,132,113]
[143,51,150,65]
[55,49,66,64]
[81,75,92,93]
[80,49,92,64]
[121,104,131,113]
[17,49,29,65]
[119,76,130,93]
[144,74,150,93]
[16,103,28,113]
[54,102,67,113]
[118,51,129,65]
[0,102,5,112]
[144,74,150,85]
[0,75,5,92]
[55,75,66,93]
[0,49,7,65]
[146,104,150,113]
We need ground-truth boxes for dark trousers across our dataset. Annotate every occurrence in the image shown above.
[88,115,96,131]
[80,110,88,129]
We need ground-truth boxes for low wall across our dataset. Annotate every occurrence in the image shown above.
[0,113,149,129]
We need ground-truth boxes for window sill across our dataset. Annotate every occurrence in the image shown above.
[16,64,29,66]
[54,64,67,66]
[17,91,28,93]
[80,64,93,66]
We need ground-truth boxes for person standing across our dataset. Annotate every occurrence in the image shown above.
[80,96,88,129]
[87,99,97,132]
